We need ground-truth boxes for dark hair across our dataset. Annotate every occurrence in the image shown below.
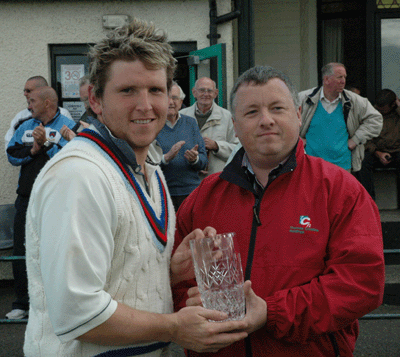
[375,89,396,108]
[230,65,299,118]
[27,76,48,87]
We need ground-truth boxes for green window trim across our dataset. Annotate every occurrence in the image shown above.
[188,43,227,108]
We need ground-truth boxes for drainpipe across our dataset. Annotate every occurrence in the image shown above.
[208,0,241,46]
[208,0,241,83]
[235,0,254,74]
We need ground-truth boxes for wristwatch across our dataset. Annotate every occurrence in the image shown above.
[43,140,51,148]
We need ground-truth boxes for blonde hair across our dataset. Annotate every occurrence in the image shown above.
[89,18,176,98]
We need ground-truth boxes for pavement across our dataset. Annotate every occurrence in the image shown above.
[1,279,400,357]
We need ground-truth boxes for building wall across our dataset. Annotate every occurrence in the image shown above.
[253,0,318,91]
[0,0,233,206]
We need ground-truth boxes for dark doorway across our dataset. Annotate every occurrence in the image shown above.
[318,0,367,96]
[170,41,197,108]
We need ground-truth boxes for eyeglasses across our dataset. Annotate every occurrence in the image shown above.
[196,88,215,94]
[170,96,181,101]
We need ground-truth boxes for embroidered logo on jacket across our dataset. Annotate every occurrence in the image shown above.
[49,130,57,139]
[290,216,319,234]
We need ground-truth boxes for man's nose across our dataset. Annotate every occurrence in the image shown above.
[136,91,153,112]
[260,109,275,125]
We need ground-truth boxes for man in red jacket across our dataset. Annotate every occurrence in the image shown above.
[173,66,385,356]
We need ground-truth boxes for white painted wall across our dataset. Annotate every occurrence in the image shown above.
[0,0,233,206]
[299,0,318,91]
[253,0,318,91]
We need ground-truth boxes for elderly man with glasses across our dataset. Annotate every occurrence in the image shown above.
[180,77,238,178]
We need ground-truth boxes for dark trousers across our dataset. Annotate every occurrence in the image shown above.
[11,195,29,311]
[356,151,400,201]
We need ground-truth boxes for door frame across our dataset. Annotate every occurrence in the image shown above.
[187,43,227,108]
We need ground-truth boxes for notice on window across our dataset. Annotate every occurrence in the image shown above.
[61,64,85,98]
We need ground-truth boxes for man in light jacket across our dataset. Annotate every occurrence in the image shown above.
[299,62,382,172]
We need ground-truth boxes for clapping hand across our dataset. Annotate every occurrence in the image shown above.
[164,140,185,163]
[184,144,199,163]
[31,123,46,155]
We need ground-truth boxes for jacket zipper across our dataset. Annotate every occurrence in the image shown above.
[244,196,263,357]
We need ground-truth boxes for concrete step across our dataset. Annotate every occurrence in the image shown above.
[374,170,399,210]
[380,209,400,223]
[385,265,400,284]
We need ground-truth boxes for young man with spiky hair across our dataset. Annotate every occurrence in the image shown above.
[23,19,263,357]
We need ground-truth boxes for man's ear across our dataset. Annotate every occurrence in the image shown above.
[88,84,102,116]
[213,88,219,99]
[191,87,197,99]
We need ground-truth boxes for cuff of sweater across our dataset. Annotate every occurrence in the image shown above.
[351,135,362,146]
[161,155,169,165]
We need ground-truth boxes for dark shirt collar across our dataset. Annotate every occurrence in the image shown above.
[241,142,298,196]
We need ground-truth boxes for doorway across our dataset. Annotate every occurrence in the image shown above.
[49,44,92,122]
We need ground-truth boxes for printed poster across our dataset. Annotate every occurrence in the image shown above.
[61,64,85,98]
